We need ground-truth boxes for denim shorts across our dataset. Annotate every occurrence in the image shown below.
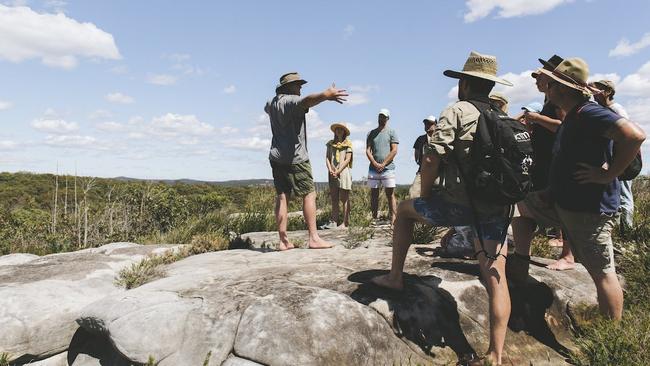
[413,192,509,242]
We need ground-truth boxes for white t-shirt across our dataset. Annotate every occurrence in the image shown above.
[609,102,629,119]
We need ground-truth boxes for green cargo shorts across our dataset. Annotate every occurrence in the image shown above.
[270,160,315,198]
[518,191,617,275]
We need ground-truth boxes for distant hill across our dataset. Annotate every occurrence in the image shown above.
[113,176,275,187]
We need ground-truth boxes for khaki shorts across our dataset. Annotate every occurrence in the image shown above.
[270,160,315,198]
[518,191,617,274]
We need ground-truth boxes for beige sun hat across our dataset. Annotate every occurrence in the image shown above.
[330,122,350,137]
[539,58,591,95]
[443,51,513,86]
[276,72,307,91]
[489,93,508,105]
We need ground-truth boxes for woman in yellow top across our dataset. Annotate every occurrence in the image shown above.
[322,122,353,229]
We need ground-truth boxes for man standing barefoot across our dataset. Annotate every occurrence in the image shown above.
[265,72,348,250]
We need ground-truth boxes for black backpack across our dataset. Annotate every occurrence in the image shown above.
[464,100,534,205]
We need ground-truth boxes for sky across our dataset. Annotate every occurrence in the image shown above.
[1,0,650,184]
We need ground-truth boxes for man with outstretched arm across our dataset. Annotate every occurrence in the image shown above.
[371,51,513,365]
[265,72,348,251]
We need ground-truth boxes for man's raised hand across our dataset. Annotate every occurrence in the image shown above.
[325,83,348,104]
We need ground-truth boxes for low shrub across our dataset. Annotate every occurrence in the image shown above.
[115,232,228,289]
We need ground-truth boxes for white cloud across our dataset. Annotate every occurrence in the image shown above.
[445,70,541,109]
[127,132,145,140]
[0,140,18,150]
[463,0,572,23]
[149,113,214,138]
[346,93,369,106]
[44,134,96,147]
[43,0,66,12]
[346,84,378,106]
[343,24,355,40]
[0,4,120,69]
[105,92,134,104]
[609,33,650,58]
[249,113,270,134]
[31,118,78,133]
[351,139,366,156]
[223,85,236,94]
[218,126,239,135]
[625,98,650,130]
[147,74,177,86]
[89,109,112,120]
[491,70,540,107]
[225,136,270,151]
[306,110,332,141]
[95,121,124,132]
[0,100,12,110]
[588,73,621,85]
[617,61,650,97]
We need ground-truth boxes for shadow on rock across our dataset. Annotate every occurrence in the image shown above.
[347,269,477,362]
[431,260,572,361]
[67,327,132,366]
[508,278,572,360]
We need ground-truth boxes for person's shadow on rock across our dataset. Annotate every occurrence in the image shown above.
[431,260,572,361]
[347,270,477,362]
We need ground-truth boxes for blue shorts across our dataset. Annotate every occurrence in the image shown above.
[412,192,509,242]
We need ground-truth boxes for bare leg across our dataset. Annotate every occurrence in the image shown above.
[371,200,426,290]
[371,188,380,220]
[591,272,623,320]
[511,206,536,256]
[303,191,333,249]
[339,189,350,228]
[476,239,510,365]
[275,193,294,251]
[330,186,340,224]
[385,187,397,225]
[547,232,576,270]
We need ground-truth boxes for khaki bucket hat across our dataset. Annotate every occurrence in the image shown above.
[489,93,508,105]
[443,51,513,86]
[539,58,591,95]
[276,72,307,91]
[593,79,616,93]
[330,122,350,137]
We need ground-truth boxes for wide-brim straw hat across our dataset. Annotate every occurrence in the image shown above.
[330,122,350,137]
[443,51,513,86]
[276,72,307,91]
[539,58,592,95]
[489,93,509,105]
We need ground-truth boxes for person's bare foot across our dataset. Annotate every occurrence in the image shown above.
[277,241,295,251]
[308,236,333,249]
[546,257,575,271]
[338,224,348,229]
[370,273,404,291]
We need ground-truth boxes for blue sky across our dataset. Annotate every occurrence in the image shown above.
[1,0,649,183]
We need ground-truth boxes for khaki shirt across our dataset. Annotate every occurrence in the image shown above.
[424,100,505,216]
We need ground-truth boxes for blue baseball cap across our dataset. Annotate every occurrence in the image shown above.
[521,102,543,113]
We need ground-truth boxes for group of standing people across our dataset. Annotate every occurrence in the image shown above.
[264,50,645,365]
